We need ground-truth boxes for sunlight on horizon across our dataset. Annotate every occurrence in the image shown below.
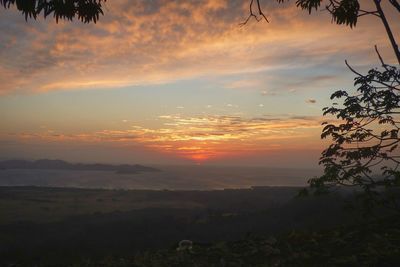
[0,0,396,167]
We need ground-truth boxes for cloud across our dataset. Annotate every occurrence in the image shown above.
[224,79,261,89]
[3,114,328,162]
[0,0,391,94]
[261,90,277,96]
[281,74,339,91]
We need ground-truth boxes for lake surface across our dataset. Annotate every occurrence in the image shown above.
[0,165,321,190]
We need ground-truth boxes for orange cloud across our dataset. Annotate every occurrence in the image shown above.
[0,0,393,94]
[2,114,330,162]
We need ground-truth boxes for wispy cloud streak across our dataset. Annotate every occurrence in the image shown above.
[0,0,390,94]
[3,114,331,161]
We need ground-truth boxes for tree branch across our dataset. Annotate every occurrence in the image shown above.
[389,0,400,13]
[374,0,400,64]
[240,0,268,26]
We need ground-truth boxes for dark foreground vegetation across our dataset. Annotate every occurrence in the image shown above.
[96,217,400,267]
[1,186,399,266]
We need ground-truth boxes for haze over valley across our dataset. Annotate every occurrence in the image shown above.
[0,159,319,190]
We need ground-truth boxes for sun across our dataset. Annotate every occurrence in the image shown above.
[190,154,210,162]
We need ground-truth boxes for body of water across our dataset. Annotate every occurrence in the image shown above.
[0,165,321,190]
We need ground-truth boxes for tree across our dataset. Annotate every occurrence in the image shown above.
[0,0,106,23]
[292,1,400,211]
[245,1,400,211]
[245,0,400,64]
[312,48,400,211]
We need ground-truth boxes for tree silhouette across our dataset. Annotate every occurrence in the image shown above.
[311,47,400,211]
[245,0,400,211]
[0,0,105,23]
[245,0,400,64]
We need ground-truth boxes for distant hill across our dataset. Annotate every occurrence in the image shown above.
[0,159,160,174]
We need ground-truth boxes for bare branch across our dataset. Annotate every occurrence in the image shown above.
[389,0,400,12]
[240,0,268,26]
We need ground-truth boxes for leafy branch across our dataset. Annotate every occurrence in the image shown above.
[311,48,400,212]
[0,0,106,23]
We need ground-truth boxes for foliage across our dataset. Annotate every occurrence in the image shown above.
[273,0,399,28]
[0,186,367,266]
[94,215,400,266]
[277,0,360,27]
[0,0,105,23]
[9,215,400,267]
[247,0,375,28]
[309,52,400,212]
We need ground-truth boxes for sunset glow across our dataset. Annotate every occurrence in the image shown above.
[0,0,397,167]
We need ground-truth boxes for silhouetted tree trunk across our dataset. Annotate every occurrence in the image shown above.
[374,0,400,64]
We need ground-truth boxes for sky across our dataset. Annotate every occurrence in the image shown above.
[0,0,398,168]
